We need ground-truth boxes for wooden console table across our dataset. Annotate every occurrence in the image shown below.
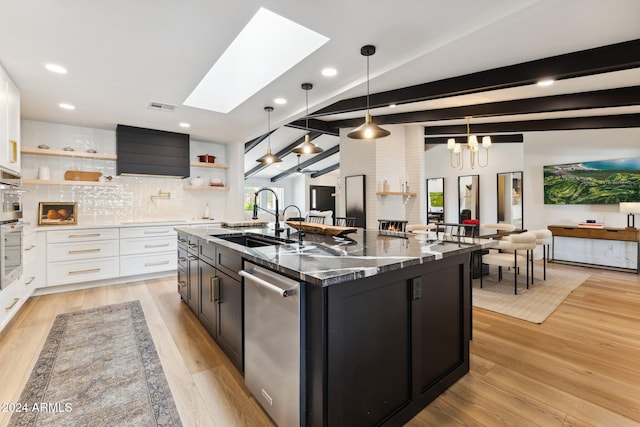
[548,225,640,273]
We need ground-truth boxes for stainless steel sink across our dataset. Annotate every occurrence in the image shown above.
[215,233,293,248]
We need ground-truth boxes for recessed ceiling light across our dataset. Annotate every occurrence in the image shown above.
[321,67,337,77]
[183,7,329,114]
[179,122,191,128]
[537,79,555,87]
[58,103,75,110]
[45,63,68,74]
[274,98,287,105]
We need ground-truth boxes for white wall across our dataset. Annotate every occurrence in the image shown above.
[21,120,230,226]
[524,127,640,230]
[424,141,525,224]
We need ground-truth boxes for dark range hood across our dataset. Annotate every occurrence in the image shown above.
[116,124,190,178]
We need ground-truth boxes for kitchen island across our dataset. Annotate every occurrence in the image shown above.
[176,225,495,427]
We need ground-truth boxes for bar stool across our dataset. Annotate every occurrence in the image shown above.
[481,231,537,295]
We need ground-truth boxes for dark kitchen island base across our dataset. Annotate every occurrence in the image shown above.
[305,252,471,426]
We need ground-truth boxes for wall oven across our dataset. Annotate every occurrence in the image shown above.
[0,170,23,290]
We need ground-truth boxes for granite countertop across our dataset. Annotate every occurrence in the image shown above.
[176,225,497,286]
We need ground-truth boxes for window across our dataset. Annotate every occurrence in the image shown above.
[244,186,284,212]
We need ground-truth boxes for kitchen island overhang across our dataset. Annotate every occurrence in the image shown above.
[176,226,495,426]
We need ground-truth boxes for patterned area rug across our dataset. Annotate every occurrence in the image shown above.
[472,267,590,323]
[9,301,182,426]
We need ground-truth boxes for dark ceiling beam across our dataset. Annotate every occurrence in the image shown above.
[270,145,340,182]
[285,118,340,136]
[311,38,640,117]
[244,132,323,179]
[310,163,340,178]
[244,129,276,153]
[425,134,524,144]
[329,86,640,129]
[424,113,640,134]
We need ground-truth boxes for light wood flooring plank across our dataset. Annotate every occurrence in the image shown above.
[1,263,639,426]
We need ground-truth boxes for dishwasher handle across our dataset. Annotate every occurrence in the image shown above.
[240,269,297,298]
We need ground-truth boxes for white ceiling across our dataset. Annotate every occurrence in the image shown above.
[1,0,639,180]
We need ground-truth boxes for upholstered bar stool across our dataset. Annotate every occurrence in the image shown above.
[481,231,537,295]
[532,229,553,280]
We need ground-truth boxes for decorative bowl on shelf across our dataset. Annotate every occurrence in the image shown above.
[63,146,74,151]
[38,144,50,149]
[86,149,97,153]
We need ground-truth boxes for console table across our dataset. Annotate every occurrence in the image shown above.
[548,225,640,273]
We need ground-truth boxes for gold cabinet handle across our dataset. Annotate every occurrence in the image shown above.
[144,260,170,267]
[5,297,19,311]
[68,268,101,275]
[178,280,187,288]
[144,230,171,234]
[9,140,17,163]
[211,276,221,304]
[24,276,36,285]
[25,245,36,251]
[144,243,170,248]
[68,248,101,254]
[68,233,101,238]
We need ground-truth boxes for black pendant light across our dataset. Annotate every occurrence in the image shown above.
[347,45,390,140]
[292,82,323,154]
[256,106,282,164]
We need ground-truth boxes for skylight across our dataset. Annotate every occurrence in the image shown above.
[183,7,329,114]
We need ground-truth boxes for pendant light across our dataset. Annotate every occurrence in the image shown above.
[347,45,390,140]
[256,106,282,164]
[292,83,323,154]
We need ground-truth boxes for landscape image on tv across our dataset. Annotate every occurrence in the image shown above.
[544,157,640,204]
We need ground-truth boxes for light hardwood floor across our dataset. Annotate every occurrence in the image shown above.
[0,263,639,426]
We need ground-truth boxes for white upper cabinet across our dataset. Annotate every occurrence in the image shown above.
[0,63,20,174]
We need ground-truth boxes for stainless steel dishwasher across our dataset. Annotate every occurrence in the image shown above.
[240,262,302,427]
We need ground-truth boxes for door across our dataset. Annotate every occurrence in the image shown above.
[199,260,217,338]
[309,185,335,224]
[216,269,243,371]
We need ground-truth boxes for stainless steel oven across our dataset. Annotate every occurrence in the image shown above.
[0,170,23,289]
[0,221,23,289]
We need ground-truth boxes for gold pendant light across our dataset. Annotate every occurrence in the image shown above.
[256,106,282,165]
[347,45,390,140]
[292,83,323,154]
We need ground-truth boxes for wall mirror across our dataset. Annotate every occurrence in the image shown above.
[426,177,444,224]
[497,171,523,229]
[458,175,479,223]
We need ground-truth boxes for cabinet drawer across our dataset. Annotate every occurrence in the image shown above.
[47,228,119,243]
[120,226,177,239]
[47,257,119,286]
[199,240,216,265]
[216,245,241,281]
[120,236,176,255]
[177,231,188,248]
[120,252,176,276]
[47,240,119,262]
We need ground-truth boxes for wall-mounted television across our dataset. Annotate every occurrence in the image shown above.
[544,157,640,204]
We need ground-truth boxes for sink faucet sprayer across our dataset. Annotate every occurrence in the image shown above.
[282,204,305,247]
[252,188,284,234]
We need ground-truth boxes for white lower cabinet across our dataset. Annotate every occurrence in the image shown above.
[45,227,119,286]
[120,226,177,276]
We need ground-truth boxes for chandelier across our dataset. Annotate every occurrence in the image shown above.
[447,116,491,169]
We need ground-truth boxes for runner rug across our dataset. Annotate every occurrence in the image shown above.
[472,267,590,324]
[9,301,182,426]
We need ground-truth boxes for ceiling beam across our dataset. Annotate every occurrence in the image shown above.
[328,86,640,128]
[285,118,340,136]
[311,38,640,117]
[244,129,276,153]
[425,134,524,144]
[424,113,640,134]
[244,132,323,179]
[310,163,340,178]
[270,145,340,182]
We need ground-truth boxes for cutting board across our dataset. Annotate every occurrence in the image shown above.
[286,221,357,237]
[64,170,102,181]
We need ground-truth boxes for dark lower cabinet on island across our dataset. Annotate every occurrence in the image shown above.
[177,232,243,372]
[306,252,471,427]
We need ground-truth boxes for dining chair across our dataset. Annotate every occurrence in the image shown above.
[532,229,553,280]
[307,215,326,224]
[335,216,356,227]
[480,231,537,295]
